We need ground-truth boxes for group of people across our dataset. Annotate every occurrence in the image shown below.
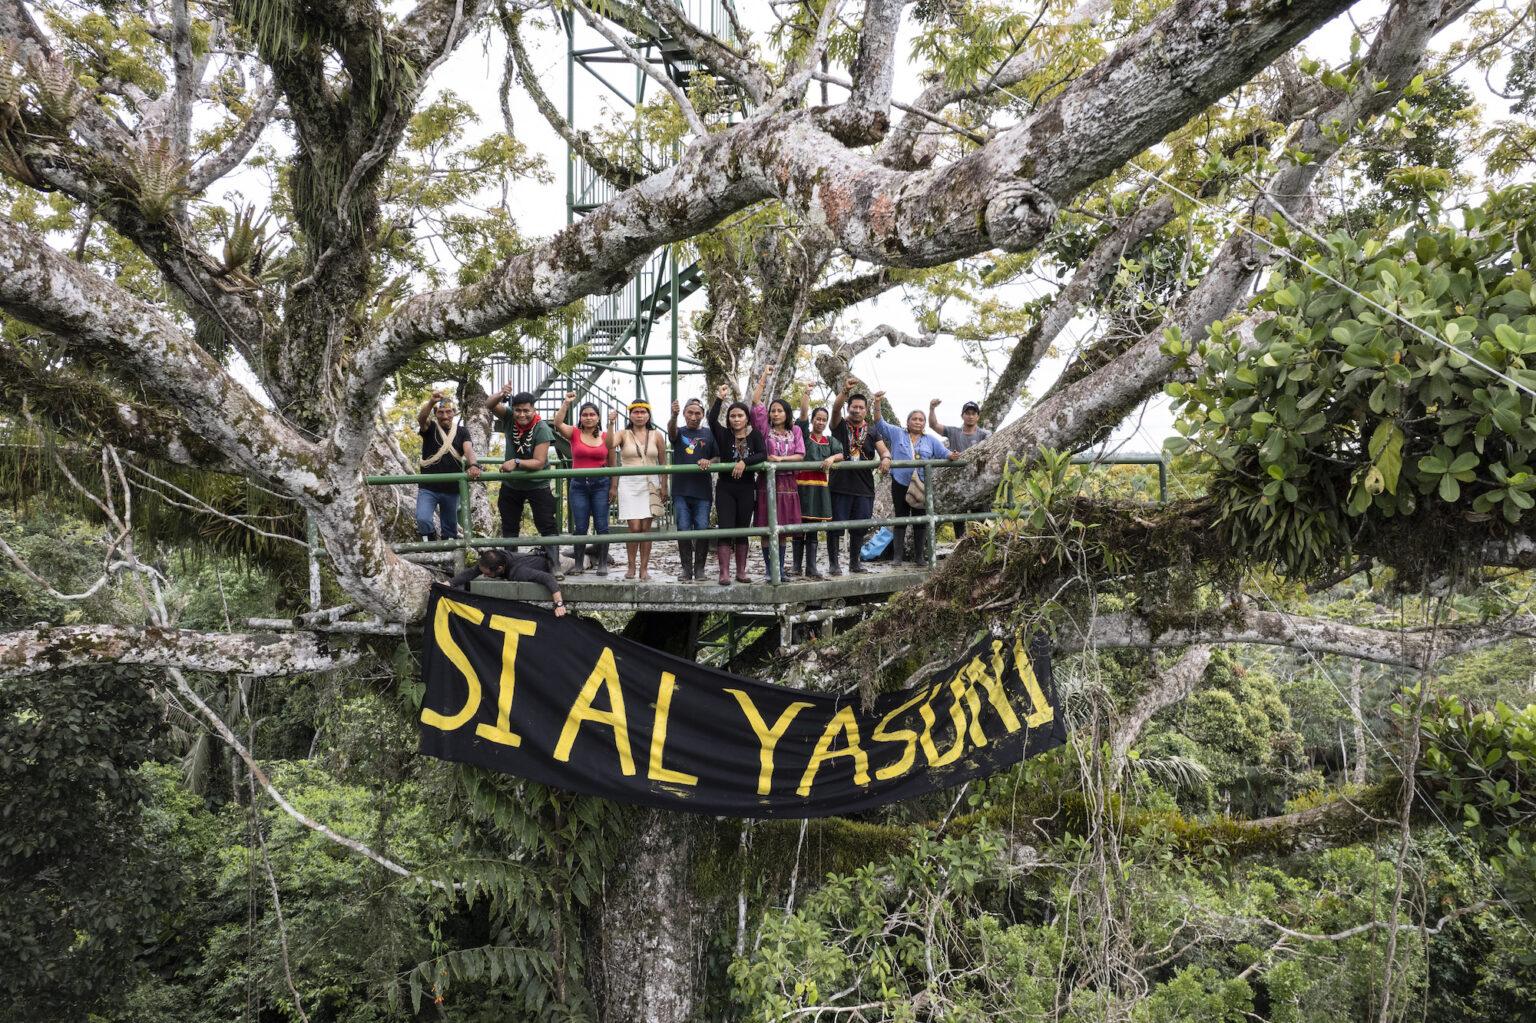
[415,373,993,589]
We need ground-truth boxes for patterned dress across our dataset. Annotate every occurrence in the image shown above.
[795,421,843,522]
[751,405,804,527]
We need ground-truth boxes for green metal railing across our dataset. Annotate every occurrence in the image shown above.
[366,453,1168,585]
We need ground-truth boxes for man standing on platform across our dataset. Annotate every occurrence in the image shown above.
[927,398,990,537]
[486,383,561,575]
[828,377,892,575]
[415,391,480,541]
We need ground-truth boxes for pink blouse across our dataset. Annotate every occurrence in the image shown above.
[751,404,805,459]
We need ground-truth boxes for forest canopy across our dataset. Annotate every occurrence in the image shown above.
[0,0,1534,1020]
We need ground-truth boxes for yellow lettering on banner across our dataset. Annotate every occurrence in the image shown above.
[796,706,870,796]
[919,682,968,767]
[726,689,813,796]
[871,688,930,781]
[553,647,636,775]
[1013,634,1055,727]
[473,614,537,748]
[420,598,485,732]
[647,672,698,786]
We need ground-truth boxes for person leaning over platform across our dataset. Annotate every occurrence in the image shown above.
[415,391,481,541]
[828,377,893,575]
[708,384,767,586]
[553,393,613,577]
[608,401,668,581]
[449,549,568,617]
[667,397,717,583]
[792,388,844,579]
[870,395,952,566]
[486,384,560,575]
[749,363,804,581]
[927,397,989,538]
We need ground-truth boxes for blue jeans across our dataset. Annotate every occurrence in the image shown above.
[416,488,460,540]
[673,495,711,534]
[568,477,611,565]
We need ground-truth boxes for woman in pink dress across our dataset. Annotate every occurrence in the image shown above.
[749,363,804,581]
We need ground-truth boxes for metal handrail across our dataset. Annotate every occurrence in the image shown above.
[371,454,1169,582]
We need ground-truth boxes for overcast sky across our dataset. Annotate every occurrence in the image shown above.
[230,2,1516,454]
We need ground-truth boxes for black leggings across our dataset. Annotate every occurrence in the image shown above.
[715,479,757,531]
[891,478,929,561]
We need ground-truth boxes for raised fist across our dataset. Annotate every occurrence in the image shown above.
[929,398,941,408]
[607,409,619,424]
[564,392,578,404]
[716,383,730,400]
[499,381,513,397]
[671,399,681,415]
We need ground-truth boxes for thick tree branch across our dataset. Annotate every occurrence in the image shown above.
[639,0,771,104]
[0,625,352,676]
[0,335,238,471]
[938,0,1462,512]
[817,0,906,144]
[1108,645,1212,768]
[186,79,279,194]
[979,196,1176,427]
[0,216,320,487]
[1061,606,1536,669]
[359,0,1360,420]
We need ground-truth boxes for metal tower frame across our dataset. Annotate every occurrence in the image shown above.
[491,1,743,418]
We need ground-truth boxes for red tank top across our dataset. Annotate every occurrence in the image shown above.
[571,430,608,470]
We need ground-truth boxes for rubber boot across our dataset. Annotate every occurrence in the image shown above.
[790,537,805,578]
[734,541,751,583]
[891,525,907,566]
[805,538,824,579]
[693,540,710,580]
[827,533,843,576]
[717,542,733,585]
[678,540,694,582]
[569,543,585,576]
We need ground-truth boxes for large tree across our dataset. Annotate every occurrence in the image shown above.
[2,0,1534,1019]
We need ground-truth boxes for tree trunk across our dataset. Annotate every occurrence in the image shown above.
[591,610,709,1023]
[593,811,707,1023]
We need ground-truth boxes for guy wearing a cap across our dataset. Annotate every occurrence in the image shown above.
[928,398,990,536]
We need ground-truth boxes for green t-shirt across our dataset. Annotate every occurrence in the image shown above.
[502,419,556,490]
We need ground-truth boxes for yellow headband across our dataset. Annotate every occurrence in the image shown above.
[628,401,651,412]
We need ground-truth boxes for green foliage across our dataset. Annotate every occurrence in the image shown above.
[1168,186,1536,578]
[1421,695,1536,917]
[0,666,182,1019]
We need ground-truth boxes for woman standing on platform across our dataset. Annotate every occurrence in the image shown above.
[607,401,668,580]
[792,389,844,578]
[708,384,766,585]
[750,364,804,581]
[552,392,612,576]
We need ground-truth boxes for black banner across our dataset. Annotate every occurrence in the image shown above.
[417,584,1067,818]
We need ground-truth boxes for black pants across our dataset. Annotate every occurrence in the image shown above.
[715,479,757,530]
[891,479,928,563]
[498,484,558,568]
[830,491,873,565]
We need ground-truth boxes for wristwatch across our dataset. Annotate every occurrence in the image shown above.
[553,600,565,608]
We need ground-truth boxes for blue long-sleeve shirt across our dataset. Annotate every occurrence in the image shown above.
[872,418,950,486]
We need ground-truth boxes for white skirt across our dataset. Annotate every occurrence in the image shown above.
[617,474,660,521]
